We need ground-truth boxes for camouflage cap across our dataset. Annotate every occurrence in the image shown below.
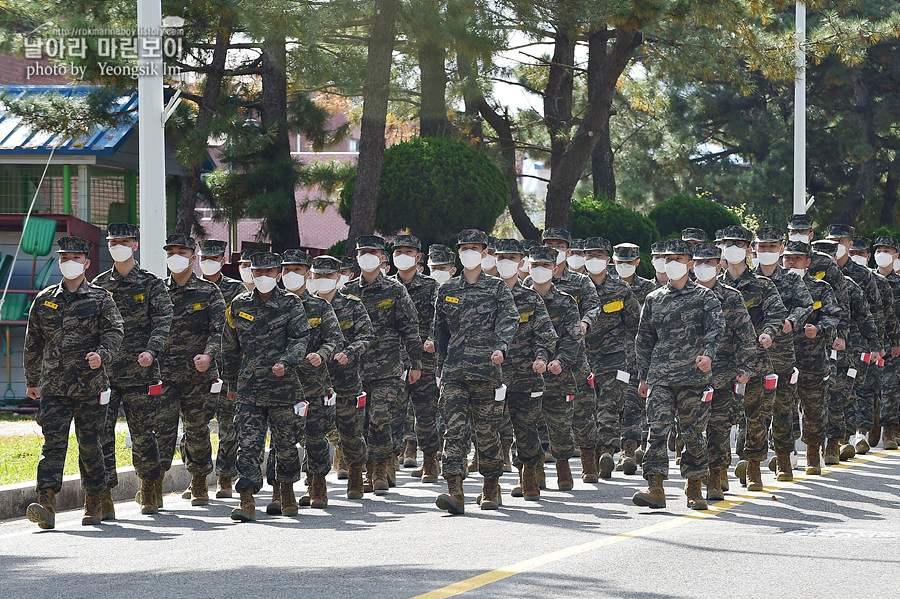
[528,246,558,264]
[782,241,811,256]
[755,226,784,244]
[239,248,258,263]
[494,238,524,255]
[56,235,92,254]
[393,234,422,251]
[681,227,706,243]
[542,227,571,244]
[522,239,539,251]
[106,222,138,240]
[198,239,228,257]
[163,233,196,251]
[457,229,488,247]
[250,251,281,269]
[714,229,725,243]
[692,243,720,260]
[281,249,311,266]
[356,235,385,251]
[663,239,693,256]
[428,243,456,265]
[340,256,355,270]
[651,241,667,255]
[583,237,611,252]
[613,242,640,261]
[851,236,871,252]
[311,255,341,274]
[787,214,814,230]
[826,224,854,239]
[570,239,585,252]
[486,236,497,251]
[811,239,838,256]
[721,224,753,242]
[873,236,898,251]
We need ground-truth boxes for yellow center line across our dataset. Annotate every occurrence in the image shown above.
[412,450,896,599]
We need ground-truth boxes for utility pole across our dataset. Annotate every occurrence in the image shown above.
[793,1,807,215]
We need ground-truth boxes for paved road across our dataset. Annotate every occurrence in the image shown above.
[2,451,898,599]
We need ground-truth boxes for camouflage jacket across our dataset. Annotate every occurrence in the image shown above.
[549,266,600,318]
[160,273,226,383]
[708,281,757,387]
[636,280,724,388]
[433,270,518,384]
[502,281,558,393]
[842,259,884,345]
[343,272,423,380]
[795,276,842,375]
[809,251,850,341]
[721,267,785,376]
[754,265,812,371]
[207,273,245,307]
[532,284,581,396]
[221,288,311,406]
[628,275,657,306]
[846,276,879,353]
[93,263,173,387]
[294,289,343,398]
[324,291,375,394]
[873,271,899,349]
[24,280,124,397]
[392,272,437,372]
[581,273,640,374]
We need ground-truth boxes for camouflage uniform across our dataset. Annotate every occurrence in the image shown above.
[93,224,174,486]
[433,230,518,480]
[838,275,879,439]
[636,240,725,482]
[157,237,226,479]
[875,237,900,431]
[343,236,423,462]
[25,237,124,495]
[221,252,311,493]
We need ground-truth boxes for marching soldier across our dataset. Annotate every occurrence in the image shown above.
[872,236,900,449]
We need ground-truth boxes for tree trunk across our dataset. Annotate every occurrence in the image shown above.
[879,155,900,227]
[260,33,301,251]
[346,0,400,256]
[591,112,615,201]
[543,27,641,229]
[831,67,877,226]
[457,52,483,147]
[419,36,449,137]
[176,21,232,236]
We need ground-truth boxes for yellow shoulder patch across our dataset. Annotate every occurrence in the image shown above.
[444,296,459,304]
[226,308,235,329]
[746,299,756,308]
[602,299,624,313]
[346,294,361,301]
[519,310,534,323]
[377,298,394,309]
[43,301,58,310]
[308,317,322,328]
[193,303,205,311]
[813,300,822,310]
[238,311,254,322]
[340,319,352,330]
[813,271,826,280]
[133,293,145,302]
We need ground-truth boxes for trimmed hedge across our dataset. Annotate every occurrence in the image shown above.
[648,194,740,241]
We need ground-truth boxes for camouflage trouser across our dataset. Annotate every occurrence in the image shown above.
[390,387,409,455]
[707,387,734,472]
[215,393,237,477]
[643,385,711,481]
[102,385,161,485]
[499,400,514,445]
[36,395,107,494]
[741,376,776,462]
[406,371,442,455]
[402,392,416,442]
[362,376,403,460]
[440,379,505,478]
[771,367,799,455]
[234,402,300,493]
[333,381,368,468]
[573,358,599,450]
[826,351,852,439]
[594,371,627,452]
[797,370,828,446]
[881,356,900,427]
[538,414,550,447]
[543,394,576,460]
[846,357,870,434]
[854,356,880,433]
[621,377,645,450]
[302,394,336,476]
[507,390,543,466]
[156,380,218,476]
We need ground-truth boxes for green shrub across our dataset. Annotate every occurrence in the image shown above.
[326,239,346,257]
[648,193,740,240]
[569,195,659,251]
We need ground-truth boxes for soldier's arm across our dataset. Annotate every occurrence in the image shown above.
[578,276,600,316]
[97,292,125,365]
[280,297,311,367]
[532,300,558,365]
[203,288,226,359]
[881,281,898,348]
[145,277,174,358]
[701,294,725,360]
[817,287,841,340]
[396,285,423,370]
[760,279,788,338]
[732,297,757,378]
[23,304,45,388]
[433,299,450,374]
[866,277,885,342]
[828,269,850,341]
[344,301,374,364]
[580,306,598,331]
[221,307,241,387]
[494,281,519,355]
[316,304,343,362]
[623,288,641,338]
[787,276,814,329]
[635,298,657,381]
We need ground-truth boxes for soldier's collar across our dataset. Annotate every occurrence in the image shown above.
[56,278,91,296]
[359,271,385,288]
[666,279,697,294]
[166,271,200,289]
[111,261,143,281]
[461,270,488,287]
[252,285,284,306]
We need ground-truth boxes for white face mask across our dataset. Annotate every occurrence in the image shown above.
[239,265,253,283]
[788,268,807,278]
[554,250,566,266]
[665,260,689,281]
[338,273,350,289]
[716,243,727,251]
[850,255,868,267]
[200,259,222,276]
[496,259,519,280]
[615,263,636,278]
[566,254,585,270]
[481,254,497,270]
[789,233,810,243]
[875,252,894,268]
[58,259,85,280]
[253,275,278,293]
[518,261,529,274]
[459,249,483,270]
[750,256,759,269]
[894,258,900,273]
[723,245,747,264]
[430,268,451,284]
[393,253,417,271]
[315,278,338,294]
[836,244,848,259]
[757,251,781,266]
[652,257,666,273]
[529,265,553,284]
[693,264,717,283]
[166,254,191,273]
[282,271,305,291]
[358,253,381,273]
[108,243,134,262]
[585,258,608,275]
